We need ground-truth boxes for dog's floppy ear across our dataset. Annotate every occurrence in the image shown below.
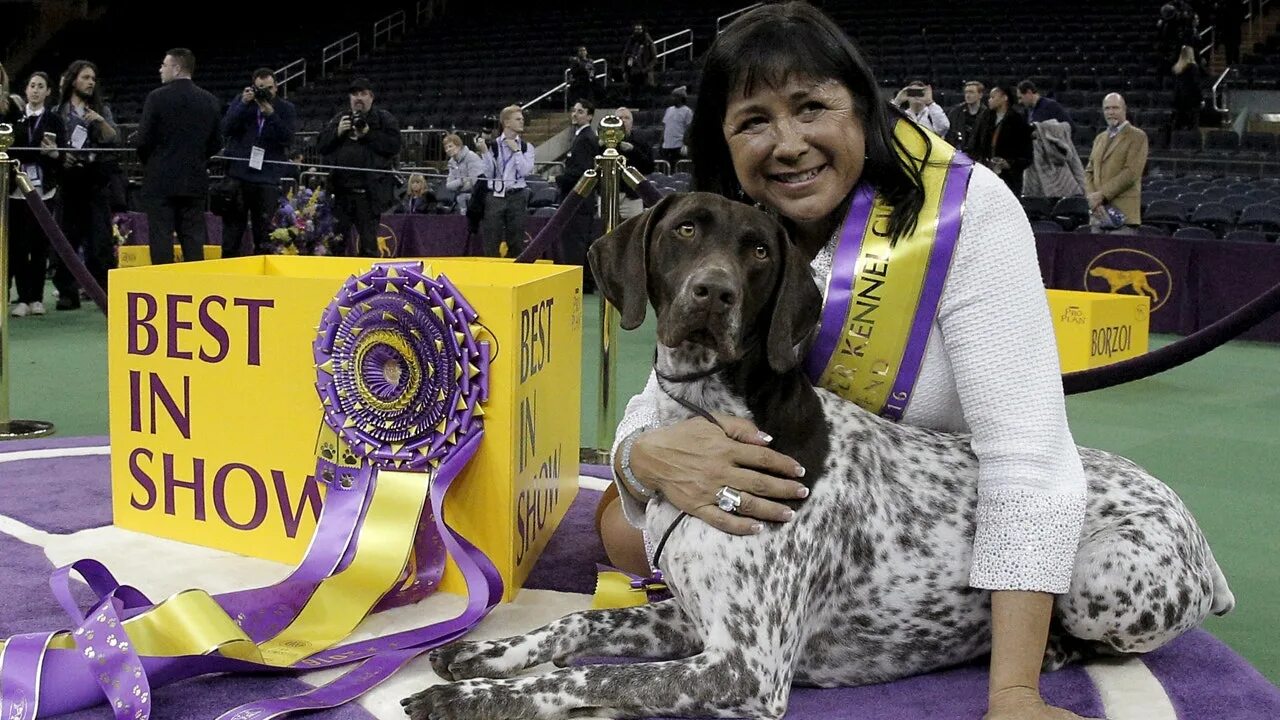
[587,193,679,330]
[766,226,824,373]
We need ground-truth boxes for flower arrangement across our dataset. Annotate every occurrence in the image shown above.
[269,186,339,255]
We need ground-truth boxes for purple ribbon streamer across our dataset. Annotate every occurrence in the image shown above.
[802,184,877,383]
[21,189,108,315]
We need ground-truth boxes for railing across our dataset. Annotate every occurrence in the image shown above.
[373,10,407,50]
[717,3,762,34]
[275,58,306,98]
[653,29,693,71]
[415,0,435,26]
[1211,66,1234,113]
[1197,24,1215,62]
[322,32,361,78]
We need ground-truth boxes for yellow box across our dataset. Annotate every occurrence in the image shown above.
[1046,289,1150,373]
[108,256,583,601]
[118,245,224,267]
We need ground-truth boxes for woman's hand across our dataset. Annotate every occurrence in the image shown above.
[985,687,1099,720]
[628,416,809,535]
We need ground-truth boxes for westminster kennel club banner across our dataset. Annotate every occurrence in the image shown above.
[0,257,580,717]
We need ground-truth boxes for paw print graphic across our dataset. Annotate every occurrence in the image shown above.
[322,467,335,483]
[341,448,359,465]
[119,641,130,652]
[84,647,97,659]
[107,634,118,647]
[321,442,336,459]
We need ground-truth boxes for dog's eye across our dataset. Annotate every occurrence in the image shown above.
[676,222,696,239]
[754,244,770,260]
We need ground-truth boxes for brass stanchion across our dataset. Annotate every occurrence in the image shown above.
[0,123,56,439]
[580,115,644,466]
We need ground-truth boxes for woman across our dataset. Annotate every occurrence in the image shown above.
[394,172,433,214]
[443,132,484,214]
[598,5,1090,720]
[8,72,65,318]
[1171,45,1204,132]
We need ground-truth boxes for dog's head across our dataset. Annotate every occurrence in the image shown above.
[587,192,822,373]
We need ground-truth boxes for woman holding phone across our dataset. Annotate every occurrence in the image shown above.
[6,71,65,317]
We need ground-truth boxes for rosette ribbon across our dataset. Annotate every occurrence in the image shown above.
[0,261,503,718]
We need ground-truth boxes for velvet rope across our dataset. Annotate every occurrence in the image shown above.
[1063,278,1280,394]
[514,189,586,263]
[21,188,108,315]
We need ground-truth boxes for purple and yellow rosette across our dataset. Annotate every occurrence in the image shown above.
[0,262,502,719]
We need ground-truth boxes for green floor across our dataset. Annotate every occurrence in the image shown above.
[6,292,1279,683]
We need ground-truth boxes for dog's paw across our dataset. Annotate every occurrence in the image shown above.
[428,639,523,681]
[400,680,540,720]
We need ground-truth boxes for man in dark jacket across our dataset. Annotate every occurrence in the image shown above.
[316,77,401,257]
[136,48,223,264]
[557,99,599,289]
[220,67,296,257]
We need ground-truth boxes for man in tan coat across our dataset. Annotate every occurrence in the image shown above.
[1085,93,1149,230]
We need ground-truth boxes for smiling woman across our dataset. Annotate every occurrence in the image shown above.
[597,3,1105,720]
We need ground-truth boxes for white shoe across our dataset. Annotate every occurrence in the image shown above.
[10,302,30,317]
[29,301,45,316]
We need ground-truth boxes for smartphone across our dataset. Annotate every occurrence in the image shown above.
[43,131,56,143]
[905,87,926,98]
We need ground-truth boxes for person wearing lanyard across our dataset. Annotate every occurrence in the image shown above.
[220,68,297,257]
[477,105,536,257]
[7,72,64,318]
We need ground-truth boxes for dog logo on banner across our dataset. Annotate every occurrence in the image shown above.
[1084,249,1172,312]
[377,223,400,258]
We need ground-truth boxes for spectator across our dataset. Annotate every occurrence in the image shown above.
[1023,119,1086,199]
[1017,80,1071,125]
[1085,93,1149,231]
[395,173,433,214]
[443,132,484,214]
[895,80,949,136]
[622,22,657,103]
[477,104,536,257]
[1215,0,1244,66]
[7,72,64,318]
[945,80,989,155]
[974,84,1033,197]
[1171,45,1205,131]
[220,67,297,258]
[316,77,401,257]
[567,46,596,104]
[558,99,599,290]
[614,106,655,220]
[660,86,693,170]
[54,59,118,307]
[136,48,222,265]
[1157,1,1198,72]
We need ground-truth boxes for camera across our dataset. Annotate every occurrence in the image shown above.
[351,111,368,131]
[479,114,498,135]
[252,85,273,102]
[905,87,926,98]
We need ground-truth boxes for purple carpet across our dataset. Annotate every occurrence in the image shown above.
[3,437,1278,719]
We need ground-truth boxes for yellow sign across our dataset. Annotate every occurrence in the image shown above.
[107,256,582,601]
[1046,289,1150,373]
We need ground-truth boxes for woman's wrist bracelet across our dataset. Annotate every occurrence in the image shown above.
[618,431,658,501]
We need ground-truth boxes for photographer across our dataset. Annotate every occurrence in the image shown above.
[316,77,401,257]
[220,67,297,257]
[54,59,119,307]
[567,46,596,104]
[895,80,949,137]
[476,105,535,257]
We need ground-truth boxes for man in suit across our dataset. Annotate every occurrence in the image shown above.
[974,84,1033,197]
[1085,93,1149,230]
[136,48,223,264]
[557,99,600,289]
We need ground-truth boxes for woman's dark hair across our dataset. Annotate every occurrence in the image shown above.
[60,60,102,111]
[26,71,53,94]
[690,1,931,241]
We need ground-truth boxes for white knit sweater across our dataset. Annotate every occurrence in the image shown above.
[612,164,1087,594]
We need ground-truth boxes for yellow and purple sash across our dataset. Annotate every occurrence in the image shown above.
[802,123,973,420]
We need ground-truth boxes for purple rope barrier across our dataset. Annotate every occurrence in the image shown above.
[21,188,108,315]
[635,179,664,208]
[514,189,587,264]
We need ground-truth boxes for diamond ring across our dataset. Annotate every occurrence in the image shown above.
[715,486,743,514]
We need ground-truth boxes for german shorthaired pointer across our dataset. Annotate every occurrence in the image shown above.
[402,192,1234,720]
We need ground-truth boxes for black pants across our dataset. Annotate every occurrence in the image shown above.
[481,188,529,257]
[147,195,206,264]
[7,198,54,304]
[55,168,114,299]
[561,205,598,292]
[222,180,280,258]
[332,188,380,257]
[660,147,683,171]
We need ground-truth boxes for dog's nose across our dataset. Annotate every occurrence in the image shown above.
[688,268,738,312]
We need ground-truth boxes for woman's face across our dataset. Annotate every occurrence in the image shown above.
[409,177,426,196]
[26,76,49,106]
[723,76,865,226]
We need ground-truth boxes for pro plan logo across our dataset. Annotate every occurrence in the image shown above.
[376,223,399,258]
[1084,249,1171,312]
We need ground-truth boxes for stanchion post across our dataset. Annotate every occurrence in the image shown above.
[0,123,56,440]
[580,115,627,466]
